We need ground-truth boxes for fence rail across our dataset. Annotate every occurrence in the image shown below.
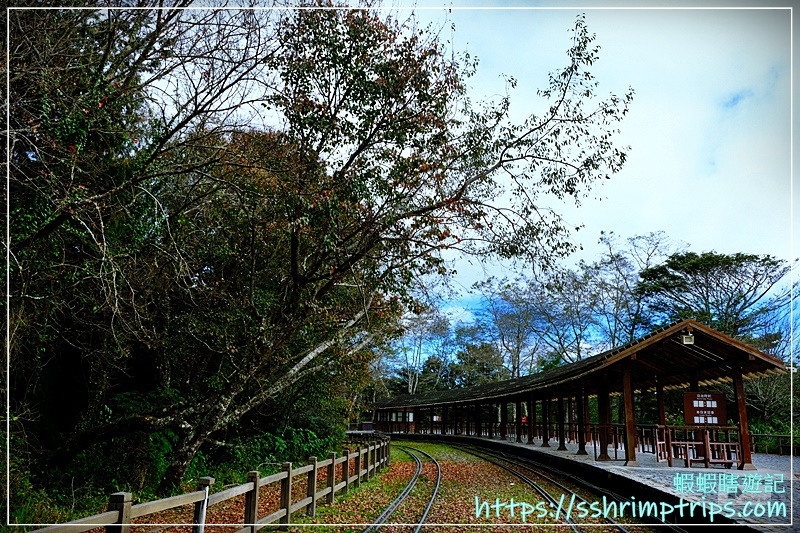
[749,433,800,456]
[30,435,391,533]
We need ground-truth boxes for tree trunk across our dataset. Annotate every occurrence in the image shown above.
[158,430,206,494]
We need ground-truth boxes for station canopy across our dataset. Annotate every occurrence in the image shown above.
[374,318,787,410]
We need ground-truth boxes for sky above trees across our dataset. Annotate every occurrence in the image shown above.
[7,4,797,521]
[407,2,794,295]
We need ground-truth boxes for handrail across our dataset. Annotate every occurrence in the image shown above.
[27,435,391,533]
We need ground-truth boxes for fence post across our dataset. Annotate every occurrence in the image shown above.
[307,457,318,517]
[326,452,336,504]
[245,471,259,532]
[354,448,362,488]
[192,477,215,533]
[279,462,292,531]
[106,492,132,533]
[342,448,350,494]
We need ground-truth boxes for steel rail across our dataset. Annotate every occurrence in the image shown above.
[454,445,581,533]
[462,444,689,533]
[495,448,689,533]
[362,446,422,533]
[464,446,631,533]
[397,445,441,533]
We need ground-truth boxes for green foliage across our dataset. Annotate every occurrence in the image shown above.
[638,251,792,339]
[10,1,633,503]
[186,428,342,486]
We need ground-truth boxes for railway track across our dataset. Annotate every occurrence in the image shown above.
[454,443,689,533]
[454,445,583,532]
[363,444,441,533]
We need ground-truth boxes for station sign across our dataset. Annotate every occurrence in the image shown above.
[683,392,727,425]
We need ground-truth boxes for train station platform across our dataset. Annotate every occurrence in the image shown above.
[390,432,794,531]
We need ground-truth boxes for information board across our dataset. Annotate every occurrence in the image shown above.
[683,392,728,425]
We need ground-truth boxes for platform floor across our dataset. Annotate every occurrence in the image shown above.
[398,433,795,530]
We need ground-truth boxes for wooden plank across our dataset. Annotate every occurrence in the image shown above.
[27,511,120,533]
[257,508,286,525]
[208,482,254,507]
[290,496,313,513]
[279,462,293,529]
[316,486,332,499]
[334,481,346,492]
[107,492,132,533]
[294,464,314,475]
[306,457,318,517]
[316,458,333,468]
[130,490,206,518]
[326,452,336,505]
[192,477,215,533]
[259,471,288,486]
[244,471,260,531]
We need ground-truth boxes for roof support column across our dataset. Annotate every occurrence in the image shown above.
[541,398,551,447]
[527,396,535,445]
[404,408,409,434]
[475,403,482,437]
[576,388,588,455]
[470,403,476,436]
[622,359,639,466]
[656,375,666,426]
[500,401,508,440]
[733,365,755,470]
[515,399,523,443]
[413,408,420,434]
[584,393,592,445]
[557,396,567,451]
[568,396,575,443]
[597,379,611,461]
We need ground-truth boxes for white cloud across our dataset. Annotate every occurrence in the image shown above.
[407,2,794,292]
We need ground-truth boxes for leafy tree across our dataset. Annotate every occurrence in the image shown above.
[473,277,542,377]
[417,355,459,392]
[450,324,509,387]
[534,267,599,362]
[637,251,793,339]
[637,250,795,430]
[393,308,452,395]
[10,2,633,497]
[586,231,682,348]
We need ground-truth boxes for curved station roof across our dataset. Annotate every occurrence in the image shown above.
[374,318,787,410]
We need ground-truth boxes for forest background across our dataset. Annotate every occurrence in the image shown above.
[5,0,796,524]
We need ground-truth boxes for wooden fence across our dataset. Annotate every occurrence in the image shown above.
[750,433,800,456]
[29,435,391,533]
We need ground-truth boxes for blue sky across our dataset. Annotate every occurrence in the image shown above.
[397,1,795,308]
